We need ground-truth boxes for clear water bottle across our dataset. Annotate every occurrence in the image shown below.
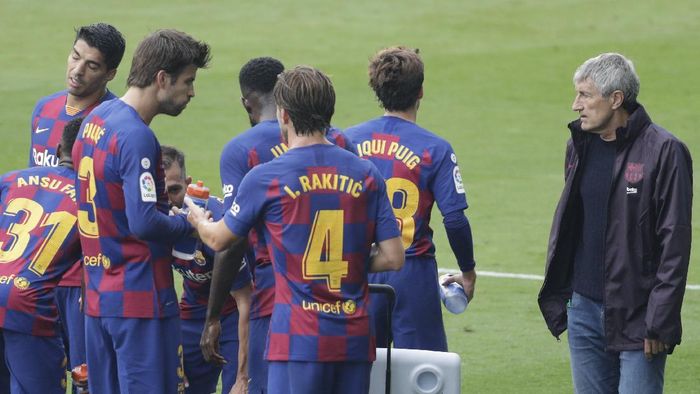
[173,180,210,259]
[439,274,469,314]
[71,363,89,394]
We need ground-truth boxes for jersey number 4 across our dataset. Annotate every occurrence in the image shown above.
[302,210,348,292]
[0,197,76,275]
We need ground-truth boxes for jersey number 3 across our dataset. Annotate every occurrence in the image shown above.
[302,210,348,292]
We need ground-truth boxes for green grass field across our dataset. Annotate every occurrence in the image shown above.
[1,0,699,392]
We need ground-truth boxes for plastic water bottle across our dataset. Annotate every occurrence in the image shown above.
[184,180,209,212]
[71,363,89,393]
[439,274,469,314]
[173,180,209,259]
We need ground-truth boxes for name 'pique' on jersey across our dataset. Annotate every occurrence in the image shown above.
[72,98,192,319]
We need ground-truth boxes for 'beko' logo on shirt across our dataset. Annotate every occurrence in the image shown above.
[223,184,234,198]
[140,172,157,202]
[230,201,241,216]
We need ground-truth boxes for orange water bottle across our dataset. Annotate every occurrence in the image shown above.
[186,180,209,211]
[71,363,89,393]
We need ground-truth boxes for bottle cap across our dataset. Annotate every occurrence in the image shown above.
[187,180,210,199]
[71,363,88,383]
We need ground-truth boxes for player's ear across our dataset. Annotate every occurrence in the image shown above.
[185,175,192,185]
[105,68,117,82]
[417,86,424,100]
[56,143,64,160]
[155,70,169,88]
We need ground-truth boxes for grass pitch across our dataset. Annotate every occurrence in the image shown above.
[1,1,698,392]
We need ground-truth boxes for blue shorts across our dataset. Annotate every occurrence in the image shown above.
[369,256,447,351]
[249,316,271,394]
[268,361,371,394]
[1,329,66,394]
[85,315,184,394]
[182,312,239,394]
[55,286,86,370]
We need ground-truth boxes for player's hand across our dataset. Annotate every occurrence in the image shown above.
[182,198,212,225]
[644,338,670,360]
[460,270,476,301]
[229,376,249,394]
[200,319,227,366]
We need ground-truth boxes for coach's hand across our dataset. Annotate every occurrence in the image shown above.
[201,319,227,366]
[644,338,670,360]
[461,269,476,301]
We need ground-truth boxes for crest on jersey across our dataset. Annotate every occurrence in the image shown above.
[193,250,207,266]
[453,166,465,194]
[624,163,644,184]
[342,299,357,315]
[13,276,30,290]
[140,172,157,202]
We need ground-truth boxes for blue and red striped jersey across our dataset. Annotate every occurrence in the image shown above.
[72,98,192,319]
[172,196,251,320]
[0,166,81,336]
[219,120,355,320]
[223,143,399,362]
[29,90,116,168]
[345,116,468,257]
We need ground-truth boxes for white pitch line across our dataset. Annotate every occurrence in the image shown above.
[438,268,700,291]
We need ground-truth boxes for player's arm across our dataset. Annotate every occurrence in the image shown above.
[442,210,477,301]
[370,168,405,272]
[120,129,192,241]
[369,237,404,272]
[230,282,252,393]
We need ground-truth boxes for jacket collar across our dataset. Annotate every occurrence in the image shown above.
[568,103,652,153]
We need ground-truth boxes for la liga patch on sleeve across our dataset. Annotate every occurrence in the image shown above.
[140,172,157,202]
[453,166,465,194]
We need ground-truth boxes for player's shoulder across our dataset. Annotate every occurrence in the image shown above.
[33,90,67,113]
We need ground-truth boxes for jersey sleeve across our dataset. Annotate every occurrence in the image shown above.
[370,166,401,243]
[28,101,42,167]
[231,259,252,291]
[220,140,249,211]
[431,143,469,215]
[222,167,267,239]
[118,126,192,241]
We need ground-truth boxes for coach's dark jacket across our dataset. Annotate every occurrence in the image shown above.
[538,104,693,352]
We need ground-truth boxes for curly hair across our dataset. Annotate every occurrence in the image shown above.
[368,46,424,111]
[239,57,285,95]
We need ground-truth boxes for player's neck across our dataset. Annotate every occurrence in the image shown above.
[66,88,106,115]
[258,105,277,122]
[121,87,159,125]
[384,109,417,123]
[287,130,331,149]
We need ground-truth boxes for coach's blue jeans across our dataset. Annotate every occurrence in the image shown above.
[567,292,666,394]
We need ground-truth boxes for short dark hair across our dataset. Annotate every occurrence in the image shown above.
[368,46,424,111]
[273,66,335,136]
[74,23,126,70]
[61,117,83,156]
[161,144,186,179]
[239,57,285,95]
[126,29,211,88]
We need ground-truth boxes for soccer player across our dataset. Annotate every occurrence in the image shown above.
[72,30,210,394]
[218,56,356,393]
[162,145,253,394]
[345,46,478,352]
[0,116,84,393]
[187,66,405,394]
[30,23,125,168]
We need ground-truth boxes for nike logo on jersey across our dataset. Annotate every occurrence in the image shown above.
[35,127,50,134]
